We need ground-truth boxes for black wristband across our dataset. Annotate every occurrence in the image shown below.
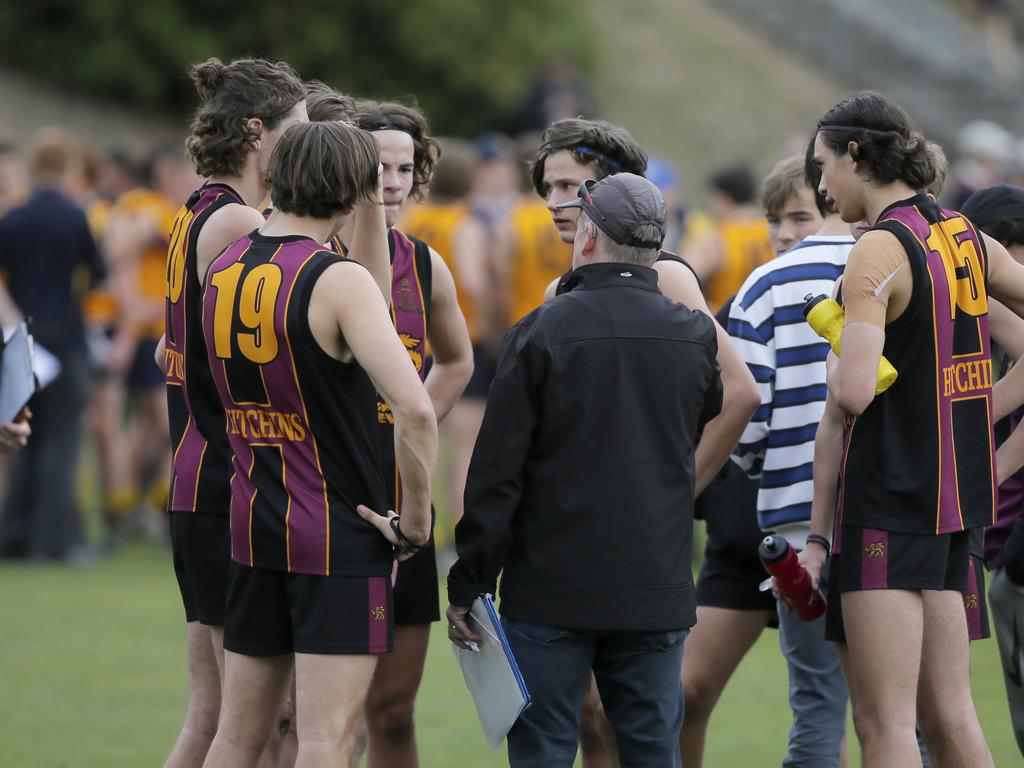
[390,516,424,553]
[806,534,831,556]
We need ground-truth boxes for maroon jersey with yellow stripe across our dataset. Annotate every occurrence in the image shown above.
[202,231,390,576]
[379,229,431,511]
[330,228,432,512]
[836,194,996,544]
[165,183,243,514]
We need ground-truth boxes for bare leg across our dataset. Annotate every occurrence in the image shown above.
[292,652,378,768]
[580,674,619,768]
[202,651,292,768]
[131,387,171,518]
[209,626,225,682]
[445,400,485,530]
[257,668,295,768]
[842,590,924,768]
[679,606,770,768]
[164,622,222,768]
[275,677,298,768]
[88,376,133,532]
[840,640,932,766]
[364,624,430,767]
[915,590,994,768]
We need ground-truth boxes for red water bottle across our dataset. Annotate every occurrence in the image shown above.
[759,535,827,621]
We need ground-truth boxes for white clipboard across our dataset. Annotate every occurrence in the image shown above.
[452,594,532,749]
[0,323,37,422]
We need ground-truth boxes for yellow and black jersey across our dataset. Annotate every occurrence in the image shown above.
[507,200,572,323]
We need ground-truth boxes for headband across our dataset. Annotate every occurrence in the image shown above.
[818,124,898,136]
[547,141,624,172]
[361,122,416,136]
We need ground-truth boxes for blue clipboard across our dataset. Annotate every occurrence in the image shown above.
[453,594,532,748]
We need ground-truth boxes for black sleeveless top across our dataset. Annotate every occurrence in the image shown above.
[165,182,243,514]
[836,195,996,540]
[203,232,390,576]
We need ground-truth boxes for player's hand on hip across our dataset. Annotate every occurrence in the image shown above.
[356,504,420,561]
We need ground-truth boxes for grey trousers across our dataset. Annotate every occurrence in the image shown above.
[988,567,1024,757]
[777,598,849,767]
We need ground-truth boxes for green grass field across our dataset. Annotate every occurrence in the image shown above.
[0,535,1017,767]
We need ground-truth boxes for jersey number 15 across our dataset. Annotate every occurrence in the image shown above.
[926,219,987,319]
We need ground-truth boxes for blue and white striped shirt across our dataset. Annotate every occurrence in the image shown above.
[727,235,854,542]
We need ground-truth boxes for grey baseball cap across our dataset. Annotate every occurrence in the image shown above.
[556,173,667,249]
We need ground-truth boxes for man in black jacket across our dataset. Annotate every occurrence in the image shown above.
[446,173,722,768]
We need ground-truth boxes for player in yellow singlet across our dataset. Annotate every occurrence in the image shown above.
[683,165,775,311]
[105,145,197,526]
[77,151,122,339]
[400,141,491,348]
[499,136,573,325]
[399,141,492,538]
[504,198,572,323]
[75,149,138,539]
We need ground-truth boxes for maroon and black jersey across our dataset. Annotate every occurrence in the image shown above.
[835,194,996,545]
[331,229,432,512]
[202,231,389,576]
[165,183,244,514]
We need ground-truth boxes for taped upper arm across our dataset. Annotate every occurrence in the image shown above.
[842,229,909,327]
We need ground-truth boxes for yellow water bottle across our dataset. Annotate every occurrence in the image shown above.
[802,294,898,395]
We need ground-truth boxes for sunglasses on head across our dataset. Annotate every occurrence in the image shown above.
[577,179,607,225]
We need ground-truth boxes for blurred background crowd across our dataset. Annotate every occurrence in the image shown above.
[3,0,1024,563]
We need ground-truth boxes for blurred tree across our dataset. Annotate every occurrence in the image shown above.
[0,0,595,136]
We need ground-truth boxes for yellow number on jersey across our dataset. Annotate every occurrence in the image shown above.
[211,263,283,364]
[926,219,988,318]
[165,209,193,304]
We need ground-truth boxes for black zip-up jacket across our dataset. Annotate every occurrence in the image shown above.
[447,262,722,631]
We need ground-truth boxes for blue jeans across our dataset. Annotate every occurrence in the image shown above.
[777,561,848,767]
[501,617,687,768]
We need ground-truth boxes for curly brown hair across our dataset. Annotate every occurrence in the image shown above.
[304,81,356,123]
[185,57,305,178]
[530,119,647,198]
[816,91,936,192]
[269,121,380,219]
[354,100,440,201]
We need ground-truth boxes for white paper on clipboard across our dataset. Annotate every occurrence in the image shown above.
[0,323,37,422]
[31,342,60,389]
[452,595,532,749]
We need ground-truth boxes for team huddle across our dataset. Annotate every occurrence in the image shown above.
[158,55,1024,768]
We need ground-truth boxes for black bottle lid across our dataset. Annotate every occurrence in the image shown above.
[802,293,827,318]
[758,534,790,563]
